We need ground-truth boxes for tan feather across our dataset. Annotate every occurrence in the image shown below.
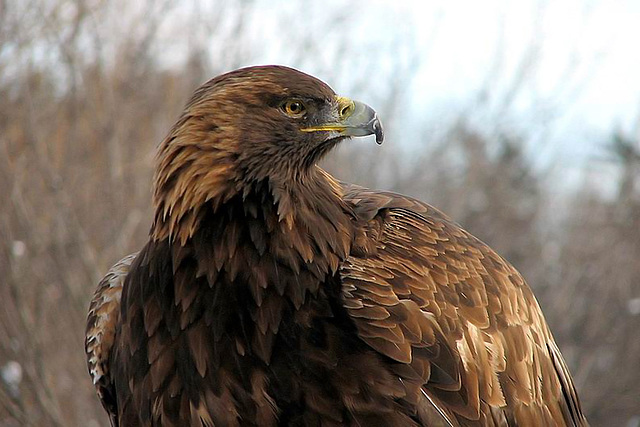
[85,252,138,424]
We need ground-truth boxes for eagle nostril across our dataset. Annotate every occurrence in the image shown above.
[340,104,353,119]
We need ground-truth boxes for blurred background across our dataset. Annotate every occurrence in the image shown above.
[1,0,639,425]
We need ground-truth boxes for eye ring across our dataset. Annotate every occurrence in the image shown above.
[281,99,307,118]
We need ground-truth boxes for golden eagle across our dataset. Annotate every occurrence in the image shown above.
[85,65,587,426]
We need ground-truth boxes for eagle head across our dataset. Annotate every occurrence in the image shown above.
[152,65,382,242]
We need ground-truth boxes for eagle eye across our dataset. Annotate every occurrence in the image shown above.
[281,99,307,118]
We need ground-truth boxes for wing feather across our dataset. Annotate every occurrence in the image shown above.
[85,252,138,427]
[341,186,587,426]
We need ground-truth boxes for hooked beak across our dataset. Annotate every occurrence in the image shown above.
[301,96,384,145]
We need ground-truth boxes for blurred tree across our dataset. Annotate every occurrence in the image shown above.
[0,0,638,425]
[540,130,640,425]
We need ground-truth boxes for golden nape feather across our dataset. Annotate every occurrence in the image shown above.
[85,65,587,426]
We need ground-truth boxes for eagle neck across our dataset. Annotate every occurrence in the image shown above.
[154,163,355,287]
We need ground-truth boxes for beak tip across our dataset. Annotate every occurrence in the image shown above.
[374,116,384,145]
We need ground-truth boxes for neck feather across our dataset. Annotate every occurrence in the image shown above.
[151,152,354,263]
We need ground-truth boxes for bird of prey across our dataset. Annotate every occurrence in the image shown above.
[85,65,587,426]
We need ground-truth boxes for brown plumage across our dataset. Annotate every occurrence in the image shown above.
[85,65,587,426]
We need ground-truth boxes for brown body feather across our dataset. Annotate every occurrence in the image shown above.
[85,66,587,426]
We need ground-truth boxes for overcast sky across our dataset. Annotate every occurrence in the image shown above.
[403,0,640,127]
